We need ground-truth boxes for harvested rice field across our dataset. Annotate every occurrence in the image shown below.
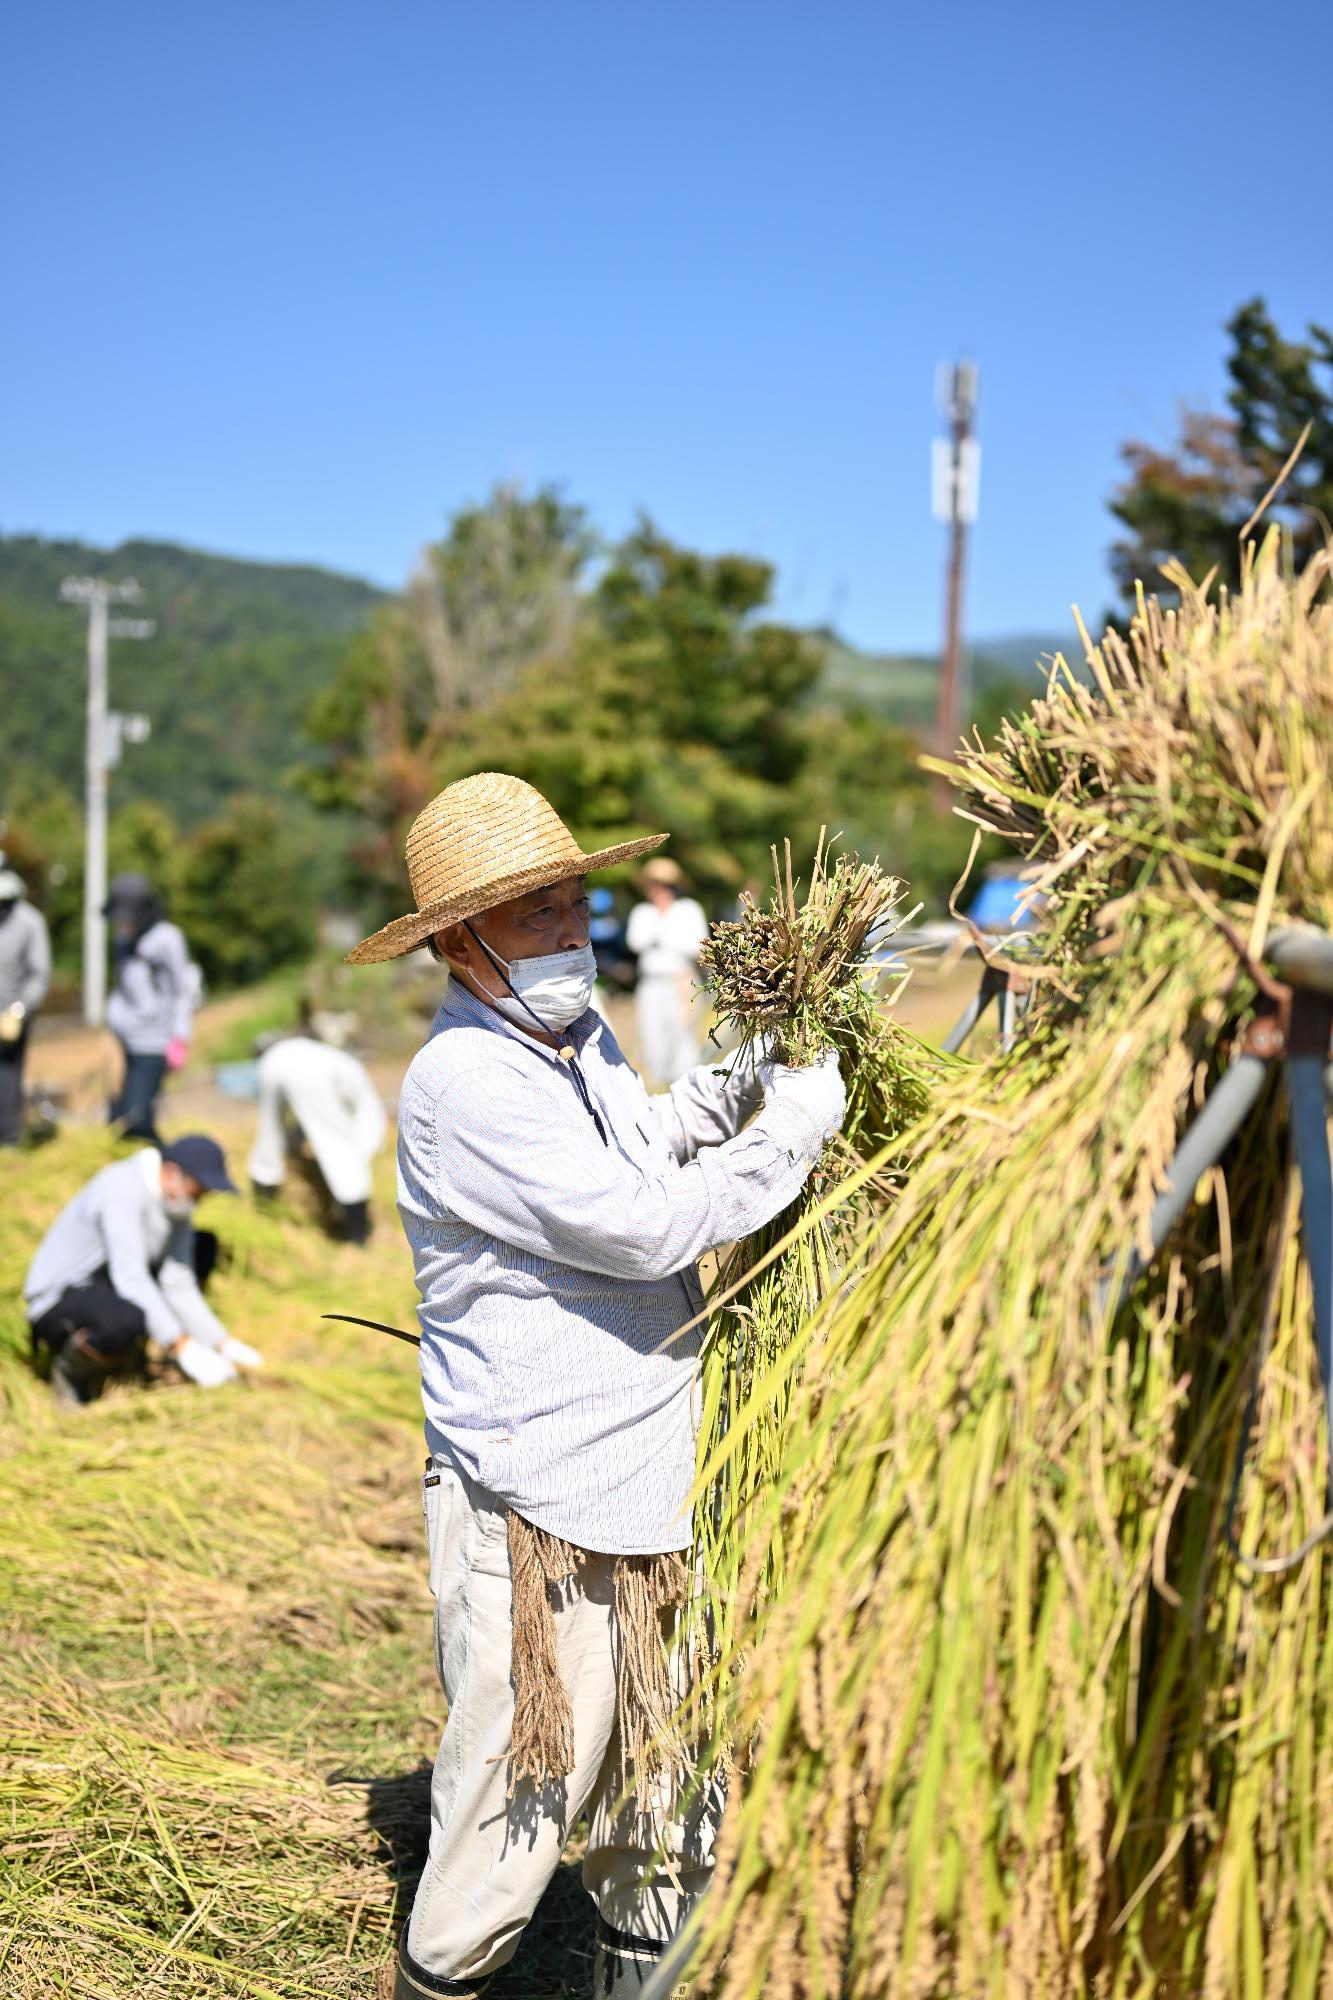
[0,1129,588,2000]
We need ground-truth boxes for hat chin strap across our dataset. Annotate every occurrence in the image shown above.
[463,921,559,1042]
[462,923,608,1148]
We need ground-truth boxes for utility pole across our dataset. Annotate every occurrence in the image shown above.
[931,359,980,757]
[60,577,155,1026]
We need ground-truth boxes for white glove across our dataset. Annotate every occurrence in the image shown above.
[174,1337,238,1388]
[759,1047,846,1143]
[220,1335,264,1369]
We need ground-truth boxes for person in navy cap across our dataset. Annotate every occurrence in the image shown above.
[23,1132,263,1404]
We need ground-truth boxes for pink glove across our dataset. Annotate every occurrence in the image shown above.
[165,1038,189,1071]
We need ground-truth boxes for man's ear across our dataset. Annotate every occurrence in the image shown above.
[433,923,468,967]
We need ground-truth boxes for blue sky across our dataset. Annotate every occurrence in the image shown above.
[4,0,1329,650]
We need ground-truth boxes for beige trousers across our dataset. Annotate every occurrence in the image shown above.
[407,1456,717,1983]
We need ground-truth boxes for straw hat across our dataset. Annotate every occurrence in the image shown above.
[347,773,668,964]
[638,856,685,890]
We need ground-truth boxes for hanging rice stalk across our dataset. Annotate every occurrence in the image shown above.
[692,841,938,1699]
[688,537,1333,1997]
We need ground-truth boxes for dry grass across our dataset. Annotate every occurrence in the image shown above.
[0,1130,589,1998]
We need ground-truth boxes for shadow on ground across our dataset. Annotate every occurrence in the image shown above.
[350,1762,593,1998]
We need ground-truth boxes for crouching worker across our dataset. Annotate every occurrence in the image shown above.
[247,1015,387,1242]
[24,1133,263,1405]
[347,773,846,2000]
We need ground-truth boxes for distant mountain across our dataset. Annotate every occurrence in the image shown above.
[812,626,1080,734]
[0,528,1073,829]
[0,534,383,826]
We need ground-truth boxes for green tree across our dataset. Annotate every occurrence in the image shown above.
[108,801,187,909]
[176,795,317,988]
[341,517,933,909]
[1109,299,1333,602]
[305,484,593,894]
[0,777,84,967]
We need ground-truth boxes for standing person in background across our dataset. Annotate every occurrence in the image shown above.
[626,857,709,1084]
[104,874,196,1144]
[0,868,51,1147]
[247,1012,387,1242]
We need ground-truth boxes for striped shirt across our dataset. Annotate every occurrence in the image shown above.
[396,979,825,1555]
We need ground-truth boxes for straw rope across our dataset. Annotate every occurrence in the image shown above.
[506,1512,688,1800]
[347,772,667,963]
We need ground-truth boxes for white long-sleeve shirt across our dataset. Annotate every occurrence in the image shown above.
[248,1037,387,1205]
[396,979,825,1555]
[625,895,709,980]
[24,1149,229,1351]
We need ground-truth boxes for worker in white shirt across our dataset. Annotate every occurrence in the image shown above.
[24,1134,262,1405]
[625,857,710,1084]
[247,1013,387,1242]
[348,772,845,2000]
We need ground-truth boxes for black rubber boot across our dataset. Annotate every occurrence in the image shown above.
[338,1199,371,1245]
[49,1330,113,1408]
[592,1916,690,1998]
[392,1930,490,2000]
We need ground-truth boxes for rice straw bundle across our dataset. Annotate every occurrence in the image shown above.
[689,538,1333,1997]
[693,841,937,1693]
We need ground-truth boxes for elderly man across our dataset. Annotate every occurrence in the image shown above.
[0,867,51,1145]
[348,771,844,2000]
[25,1133,262,1404]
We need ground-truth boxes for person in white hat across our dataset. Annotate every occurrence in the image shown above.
[625,857,709,1085]
[348,772,845,2000]
[0,867,52,1146]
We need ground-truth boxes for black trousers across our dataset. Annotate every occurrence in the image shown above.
[109,1044,167,1143]
[30,1232,219,1362]
[0,1024,27,1145]
[30,1281,148,1361]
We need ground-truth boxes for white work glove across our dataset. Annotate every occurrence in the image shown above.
[173,1337,238,1388]
[759,1047,846,1143]
[219,1335,264,1369]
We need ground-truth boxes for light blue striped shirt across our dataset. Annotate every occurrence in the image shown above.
[396,978,825,1554]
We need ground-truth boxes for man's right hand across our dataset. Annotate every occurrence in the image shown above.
[172,1337,237,1388]
[760,1047,846,1143]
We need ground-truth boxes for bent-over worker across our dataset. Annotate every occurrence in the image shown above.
[0,867,52,1146]
[347,772,845,2000]
[24,1133,262,1404]
[247,1021,387,1241]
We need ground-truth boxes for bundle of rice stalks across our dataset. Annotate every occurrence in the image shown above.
[692,842,938,1683]
[687,539,1333,1997]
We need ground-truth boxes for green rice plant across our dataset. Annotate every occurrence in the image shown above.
[687,538,1333,1996]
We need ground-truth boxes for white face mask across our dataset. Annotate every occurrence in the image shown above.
[471,933,597,1034]
[163,1193,196,1221]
